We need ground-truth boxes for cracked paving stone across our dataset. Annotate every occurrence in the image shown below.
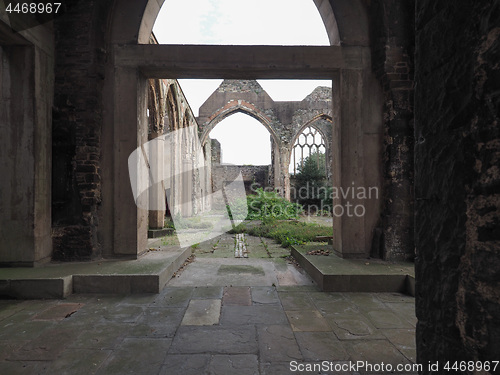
[326,315,385,341]
[223,286,251,306]
[258,325,302,362]
[32,303,84,321]
[251,286,280,305]
[294,331,349,361]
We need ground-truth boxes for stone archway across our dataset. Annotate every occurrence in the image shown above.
[103,0,383,260]
[200,102,283,194]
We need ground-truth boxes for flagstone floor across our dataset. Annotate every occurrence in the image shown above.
[0,235,418,375]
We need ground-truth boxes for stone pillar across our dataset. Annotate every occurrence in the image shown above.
[148,131,165,229]
[336,69,366,257]
[332,69,384,259]
[0,45,53,266]
[104,67,149,257]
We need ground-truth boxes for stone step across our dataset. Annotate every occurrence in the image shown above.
[291,245,415,295]
[0,247,191,299]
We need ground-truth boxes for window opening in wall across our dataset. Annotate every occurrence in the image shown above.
[290,125,327,176]
[209,113,271,166]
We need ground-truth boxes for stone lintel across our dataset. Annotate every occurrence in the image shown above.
[114,44,371,79]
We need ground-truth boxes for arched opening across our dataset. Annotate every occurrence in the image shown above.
[209,113,272,166]
[153,0,332,46]
[104,0,381,261]
[208,113,273,197]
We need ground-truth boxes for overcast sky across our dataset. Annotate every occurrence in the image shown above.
[153,0,331,165]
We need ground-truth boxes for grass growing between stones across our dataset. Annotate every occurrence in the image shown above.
[230,220,333,248]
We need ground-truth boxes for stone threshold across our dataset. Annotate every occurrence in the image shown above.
[291,244,415,296]
[0,247,191,299]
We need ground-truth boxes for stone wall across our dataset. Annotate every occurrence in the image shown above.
[415,0,500,368]
[198,80,333,202]
[212,165,271,198]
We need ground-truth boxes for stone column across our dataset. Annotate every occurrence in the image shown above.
[109,67,149,257]
[148,131,165,229]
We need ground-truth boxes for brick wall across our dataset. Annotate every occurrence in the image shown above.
[415,0,500,367]
[52,0,111,260]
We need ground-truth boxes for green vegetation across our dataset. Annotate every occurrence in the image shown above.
[245,188,303,221]
[294,151,332,211]
[171,214,214,230]
[231,220,332,248]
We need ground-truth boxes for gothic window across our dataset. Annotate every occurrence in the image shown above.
[290,126,326,176]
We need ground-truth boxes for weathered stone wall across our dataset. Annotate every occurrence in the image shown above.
[211,139,222,165]
[415,0,500,368]
[212,165,271,194]
[198,80,333,201]
[369,0,415,261]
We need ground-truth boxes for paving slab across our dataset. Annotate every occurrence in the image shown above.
[218,264,265,276]
[154,287,194,307]
[325,314,385,341]
[68,322,128,349]
[128,307,185,338]
[366,309,414,329]
[223,286,252,306]
[286,310,332,332]
[251,286,280,305]
[168,326,258,354]
[258,325,303,362]
[220,305,289,326]
[160,354,211,375]
[167,258,281,286]
[44,349,112,375]
[294,331,349,361]
[279,291,316,310]
[96,337,172,375]
[181,299,221,326]
[385,301,417,327]
[383,328,417,363]
[208,354,259,375]
[343,340,413,368]
[192,286,224,299]
[7,327,75,361]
